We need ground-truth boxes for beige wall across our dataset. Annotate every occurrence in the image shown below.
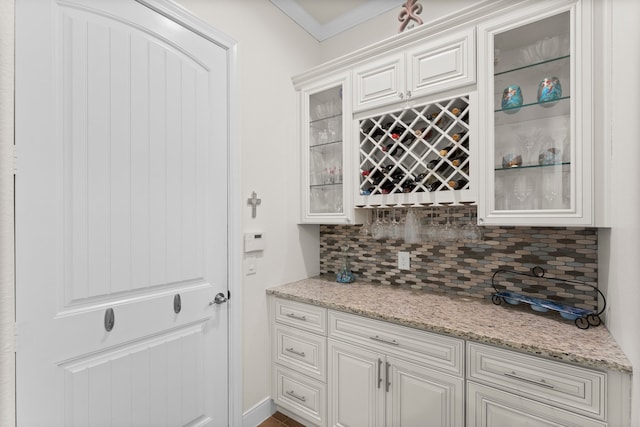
[0,0,15,425]
[601,0,640,424]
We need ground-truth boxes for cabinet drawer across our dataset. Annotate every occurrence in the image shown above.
[273,364,326,427]
[328,310,464,376]
[467,381,606,427]
[274,298,327,335]
[273,323,327,382]
[467,342,606,421]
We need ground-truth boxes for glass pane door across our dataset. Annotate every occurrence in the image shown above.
[309,86,343,214]
[493,12,571,212]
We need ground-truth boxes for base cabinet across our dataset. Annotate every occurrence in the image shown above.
[270,297,630,427]
[327,314,465,427]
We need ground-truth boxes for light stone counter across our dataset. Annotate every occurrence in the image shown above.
[267,276,632,373]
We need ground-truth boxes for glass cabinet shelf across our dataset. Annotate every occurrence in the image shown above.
[495,97,570,126]
[310,140,342,149]
[495,55,570,77]
[495,161,570,172]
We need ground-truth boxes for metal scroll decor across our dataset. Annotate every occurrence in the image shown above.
[398,0,423,32]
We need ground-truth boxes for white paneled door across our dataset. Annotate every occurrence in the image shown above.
[15,1,230,425]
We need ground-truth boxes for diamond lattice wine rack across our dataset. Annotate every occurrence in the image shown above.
[356,95,476,207]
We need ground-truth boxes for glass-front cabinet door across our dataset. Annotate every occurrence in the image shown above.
[477,1,595,226]
[299,74,356,224]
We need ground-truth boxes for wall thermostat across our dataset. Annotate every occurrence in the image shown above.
[244,232,265,252]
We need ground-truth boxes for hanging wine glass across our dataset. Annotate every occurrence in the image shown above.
[359,209,372,236]
[403,208,421,244]
[460,204,483,243]
[439,204,459,242]
[371,208,385,240]
[423,206,440,242]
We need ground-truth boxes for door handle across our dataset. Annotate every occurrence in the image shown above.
[209,292,228,305]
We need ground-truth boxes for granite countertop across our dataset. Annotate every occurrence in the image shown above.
[267,276,632,373]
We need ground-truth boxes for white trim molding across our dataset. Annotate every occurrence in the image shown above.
[269,0,403,41]
[0,0,15,425]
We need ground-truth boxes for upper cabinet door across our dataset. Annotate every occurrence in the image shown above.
[477,1,599,226]
[299,73,359,224]
[407,28,476,100]
[352,29,475,113]
[353,52,405,112]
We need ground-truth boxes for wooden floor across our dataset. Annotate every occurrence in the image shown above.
[257,411,306,427]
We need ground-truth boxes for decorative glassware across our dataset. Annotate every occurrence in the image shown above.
[537,77,562,106]
[502,153,523,168]
[501,85,523,113]
[336,245,356,283]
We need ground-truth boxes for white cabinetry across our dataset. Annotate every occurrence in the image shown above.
[466,342,630,426]
[297,73,359,225]
[353,29,476,112]
[327,311,464,427]
[477,0,606,226]
[271,298,328,426]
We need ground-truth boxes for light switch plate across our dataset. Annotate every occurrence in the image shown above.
[245,256,257,275]
[398,251,410,270]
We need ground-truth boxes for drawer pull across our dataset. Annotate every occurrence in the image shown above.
[370,335,400,346]
[286,390,307,402]
[285,347,306,357]
[377,358,382,389]
[503,371,555,389]
[285,313,307,321]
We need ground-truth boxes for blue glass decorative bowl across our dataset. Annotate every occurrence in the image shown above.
[501,85,523,113]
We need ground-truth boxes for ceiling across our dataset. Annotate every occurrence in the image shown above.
[270,0,405,42]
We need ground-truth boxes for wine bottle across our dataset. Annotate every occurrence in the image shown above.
[439,137,469,156]
[427,159,455,180]
[424,175,443,192]
[450,107,462,116]
[448,178,469,189]
[381,143,403,157]
[361,167,385,185]
[401,179,416,193]
[449,150,468,167]
[379,179,396,194]
[389,125,405,140]
[451,131,467,142]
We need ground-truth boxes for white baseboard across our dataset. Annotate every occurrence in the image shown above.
[243,397,275,427]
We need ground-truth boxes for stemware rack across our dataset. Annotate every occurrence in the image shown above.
[490,266,605,329]
[358,95,471,205]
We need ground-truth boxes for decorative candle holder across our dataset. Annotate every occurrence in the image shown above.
[501,85,523,113]
[537,77,562,106]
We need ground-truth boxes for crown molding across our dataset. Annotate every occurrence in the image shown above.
[270,0,403,42]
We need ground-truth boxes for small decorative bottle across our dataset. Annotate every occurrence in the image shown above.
[336,245,356,283]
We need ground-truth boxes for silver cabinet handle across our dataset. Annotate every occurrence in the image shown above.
[385,361,391,392]
[370,335,400,346]
[503,371,555,389]
[285,313,307,321]
[377,358,383,389]
[285,347,306,357]
[286,390,306,402]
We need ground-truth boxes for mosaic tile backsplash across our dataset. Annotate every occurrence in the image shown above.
[320,206,599,310]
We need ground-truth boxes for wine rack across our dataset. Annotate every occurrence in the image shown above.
[357,95,473,206]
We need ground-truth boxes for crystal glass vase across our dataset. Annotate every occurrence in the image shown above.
[336,245,356,283]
